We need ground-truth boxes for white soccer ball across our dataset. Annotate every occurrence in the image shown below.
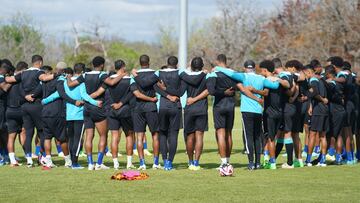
[219,164,234,176]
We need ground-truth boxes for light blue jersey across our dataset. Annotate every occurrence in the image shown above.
[215,67,279,114]
[42,76,98,121]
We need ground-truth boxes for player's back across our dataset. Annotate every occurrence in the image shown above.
[132,68,158,113]
[83,71,108,101]
[157,68,182,109]
[208,71,237,109]
[180,71,207,115]
[108,75,133,117]
[20,68,43,99]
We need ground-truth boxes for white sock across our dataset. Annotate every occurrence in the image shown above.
[64,155,71,162]
[226,157,230,163]
[127,156,132,166]
[221,158,227,164]
[9,152,16,164]
[113,158,119,165]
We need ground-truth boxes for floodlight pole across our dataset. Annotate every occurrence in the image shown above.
[179,0,188,70]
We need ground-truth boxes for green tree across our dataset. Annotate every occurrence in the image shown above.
[107,42,140,71]
[0,13,44,63]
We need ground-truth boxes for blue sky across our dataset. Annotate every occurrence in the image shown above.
[0,0,283,42]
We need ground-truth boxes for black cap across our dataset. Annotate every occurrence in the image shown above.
[244,60,255,69]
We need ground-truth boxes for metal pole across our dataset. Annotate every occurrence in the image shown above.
[179,0,188,70]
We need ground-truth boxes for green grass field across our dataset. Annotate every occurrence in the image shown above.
[0,108,360,203]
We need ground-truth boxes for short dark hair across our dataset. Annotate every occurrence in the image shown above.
[216,54,227,64]
[330,56,344,68]
[325,65,336,76]
[310,59,321,68]
[343,61,351,70]
[2,58,13,67]
[0,63,11,74]
[92,56,105,67]
[16,61,28,71]
[64,67,74,75]
[259,60,275,73]
[85,67,92,72]
[41,65,53,72]
[167,56,178,67]
[74,63,85,74]
[161,65,167,70]
[32,55,43,64]
[285,60,303,71]
[114,59,126,70]
[303,64,314,71]
[272,58,282,69]
[139,55,150,66]
[191,57,204,71]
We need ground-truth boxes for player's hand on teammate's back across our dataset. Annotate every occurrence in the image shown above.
[111,102,122,110]
[151,97,158,103]
[131,69,138,77]
[97,100,103,108]
[167,95,179,103]
[25,94,35,102]
[224,87,235,96]
[75,100,84,107]
[322,98,328,104]
[157,80,166,90]
[186,97,196,105]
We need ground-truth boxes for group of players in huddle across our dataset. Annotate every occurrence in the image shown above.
[0,53,358,171]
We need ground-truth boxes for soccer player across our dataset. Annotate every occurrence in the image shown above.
[67,56,126,170]
[130,55,161,170]
[0,62,13,165]
[303,65,329,167]
[324,65,346,164]
[330,57,356,164]
[106,60,136,170]
[153,56,183,170]
[180,57,209,170]
[255,60,290,169]
[6,62,28,166]
[5,55,56,167]
[206,54,237,169]
[215,60,280,170]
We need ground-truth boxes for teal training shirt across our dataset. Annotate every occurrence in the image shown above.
[215,67,279,114]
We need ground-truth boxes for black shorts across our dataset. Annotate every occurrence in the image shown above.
[21,102,43,130]
[84,104,107,129]
[6,107,23,134]
[0,104,5,129]
[282,106,296,132]
[265,115,282,141]
[184,113,208,134]
[213,107,234,130]
[132,111,159,133]
[329,111,346,137]
[291,102,303,133]
[158,108,182,131]
[42,117,67,142]
[344,101,356,132]
[310,115,329,132]
[108,116,133,132]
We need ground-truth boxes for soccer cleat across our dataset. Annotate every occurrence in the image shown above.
[267,163,276,170]
[316,162,327,167]
[126,164,136,170]
[26,163,34,168]
[78,151,87,157]
[58,152,65,158]
[105,151,112,157]
[306,162,313,167]
[133,150,138,156]
[144,149,152,156]
[0,159,5,166]
[113,162,120,170]
[95,164,110,170]
[294,159,304,168]
[262,155,270,167]
[281,163,294,169]
[346,161,355,165]
[64,160,72,168]
[138,164,147,170]
[88,164,95,171]
[71,164,84,170]
[255,163,261,170]
[247,163,255,171]
[10,162,22,167]
[188,164,195,170]
[152,164,163,170]
[164,161,173,171]
[326,154,335,162]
